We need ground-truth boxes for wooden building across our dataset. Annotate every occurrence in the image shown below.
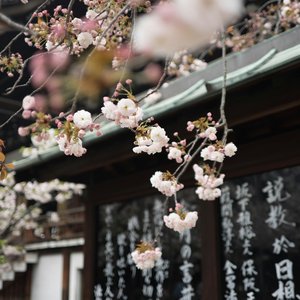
[5,27,300,300]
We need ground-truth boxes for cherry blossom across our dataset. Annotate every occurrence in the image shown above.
[224,142,237,157]
[73,110,93,129]
[77,32,94,49]
[133,125,169,155]
[201,145,225,163]
[134,0,243,56]
[164,203,198,233]
[150,171,183,197]
[22,95,36,110]
[168,146,184,163]
[131,242,162,270]
[193,164,225,201]
[57,135,87,157]
[102,98,143,129]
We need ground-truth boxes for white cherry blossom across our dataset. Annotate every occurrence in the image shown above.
[117,98,138,117]
[22,95,35,110]
[193,164,225,201]
[168,146,184,163]
[77,32,94,49]
[150,171,183,196]
[224,142,237,157]
[164,211,198,233]
[73,110,93,129]
[131,247,162,270]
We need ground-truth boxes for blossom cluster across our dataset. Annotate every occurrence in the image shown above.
[167,134,187,163]
[102,97,143,129]
[131,242,162,270]
[193,164,225,201]
[201,142,237,163]
[18,95,101,157]
[133,0,243,56]
[168,50,207,77]
[0,172,85,277]
[220,0,300,52]
[0,53,23,77]
[133,124,169,154]
[24,2,133,56]
[150,171,184,197]
[164,203,198,233]
[56,110,101,157]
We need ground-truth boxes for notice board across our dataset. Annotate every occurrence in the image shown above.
[94,189,202,300]
[220,165,300,300]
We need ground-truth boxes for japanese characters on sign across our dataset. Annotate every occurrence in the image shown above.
[94,193,201,300]
[221,167,300,300]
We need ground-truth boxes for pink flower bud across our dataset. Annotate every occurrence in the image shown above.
[180,139,186,146]
[186,121,195,131]
[22,110,32,119]
[116,82,122,91]
[66,115,73,122]
[18,127,29,136]
[78,130,86,138]
[22,95,36,110]
[103,96,110,102]
[126,79,132,85]
[176,203,183,209]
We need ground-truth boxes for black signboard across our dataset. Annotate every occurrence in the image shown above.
[220,165,300,300]
[94,189,202,300]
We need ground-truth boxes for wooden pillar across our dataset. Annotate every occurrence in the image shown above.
[83,192,96,300]
[25,264,33,300]
[200,200,222,300]
[62,250,70,300]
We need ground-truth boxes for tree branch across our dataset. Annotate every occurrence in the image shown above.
[0,12,35,35]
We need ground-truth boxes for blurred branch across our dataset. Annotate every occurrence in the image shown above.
[0,12,35,35]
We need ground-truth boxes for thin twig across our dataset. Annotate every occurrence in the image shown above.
[137,57,170,103]
[274,0,282,34]
[0,12,36,35]
[66,0,76,24]
[0,107,23,130]
[4,74,34,92]
[220,30,229,144]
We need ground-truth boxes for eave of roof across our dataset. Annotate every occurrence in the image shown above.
[11,26,300,172]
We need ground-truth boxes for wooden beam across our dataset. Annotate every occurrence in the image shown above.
[83,191,96,300]
[62,250,70,300]
[200,201,222,300]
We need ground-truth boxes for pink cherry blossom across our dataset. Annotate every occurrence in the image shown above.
[22,95,36,110]
[131,247,162,270]
[164,211,198,233]
[150,171,183,197]
[73,110,93,129]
